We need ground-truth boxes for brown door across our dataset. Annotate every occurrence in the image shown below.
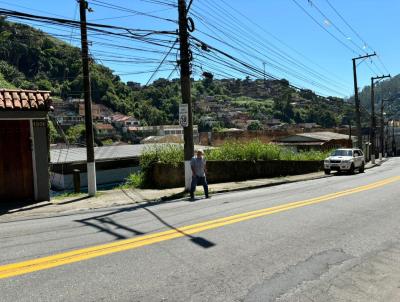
[0,120,34,202]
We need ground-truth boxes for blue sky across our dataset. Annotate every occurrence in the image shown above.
[1,0,399,98]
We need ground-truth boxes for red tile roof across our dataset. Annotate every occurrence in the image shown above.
[0,89,52,111]
[95,123,115,130]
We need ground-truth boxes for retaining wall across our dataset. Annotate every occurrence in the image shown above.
[151,160,323,188]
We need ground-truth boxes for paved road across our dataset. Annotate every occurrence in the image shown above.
[1,158,400,301]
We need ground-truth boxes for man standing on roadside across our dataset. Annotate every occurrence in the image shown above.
[190,149,209,200]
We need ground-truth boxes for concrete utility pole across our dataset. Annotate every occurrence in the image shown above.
[79,0,96,196]
[385,119,389,157]
[352,52,376,149]
[370,74,390,164]
[178,0,194,190]
[392,120,396,156]
[380,99,387,160]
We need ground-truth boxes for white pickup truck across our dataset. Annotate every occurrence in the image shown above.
[324,148,365,175]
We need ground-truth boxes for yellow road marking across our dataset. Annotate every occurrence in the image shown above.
[1,175,399,279]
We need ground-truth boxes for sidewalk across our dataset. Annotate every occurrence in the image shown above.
[0,158,387,222]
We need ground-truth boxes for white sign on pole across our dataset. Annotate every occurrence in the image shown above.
[179,103,189,127]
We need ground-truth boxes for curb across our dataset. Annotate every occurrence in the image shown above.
[206,174,333,196]
[1,159,388,222]
[365,158,388,170]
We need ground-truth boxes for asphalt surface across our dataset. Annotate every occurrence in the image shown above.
[1,158,400,301]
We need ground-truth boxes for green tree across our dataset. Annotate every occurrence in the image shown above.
[66,124,85,144]
[48,121,60,144]
[247,120,263,131]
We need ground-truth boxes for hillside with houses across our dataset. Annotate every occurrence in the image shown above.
[0,17,376,147]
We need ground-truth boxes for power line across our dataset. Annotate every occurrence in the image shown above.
[89,0,177,23]
[192,0,352,94]
[145,39,178,85]
[324,0,390,74]
[291,0,356,54]
[0,8,176,35]
[215,0,351,89]
[307,0,366,54]
[191,35,344,98]
[189,8,347,96]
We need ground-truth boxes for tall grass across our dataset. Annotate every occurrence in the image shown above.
[137,144,184,188]
[140,144,184,168]
[205,140,329,161]
[123,141,329,188]
[205,141,282,161]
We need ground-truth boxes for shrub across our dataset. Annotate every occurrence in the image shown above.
[205,140,282,161]
[101,139,114,146]
[123,172,145,188]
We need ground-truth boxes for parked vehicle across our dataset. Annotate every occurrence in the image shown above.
[324,148,365,174]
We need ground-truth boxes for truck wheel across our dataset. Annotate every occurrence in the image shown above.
[324,169,331,175]
[359,163,365,173]
[349,163,355,174]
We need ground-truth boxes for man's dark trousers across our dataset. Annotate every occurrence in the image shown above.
[190,176,209,199]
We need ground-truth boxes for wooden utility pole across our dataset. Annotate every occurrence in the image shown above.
[79,0,96,196]
[178,0,194,190]
[370,74,390,163]
[352,52,376,149]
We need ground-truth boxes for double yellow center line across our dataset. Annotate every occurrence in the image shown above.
[1,175,399,280]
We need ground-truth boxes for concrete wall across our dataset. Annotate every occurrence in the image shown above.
[33,119,50,201]
[50,158,140,190]
[51,166,139,190]
[152,160,323,188]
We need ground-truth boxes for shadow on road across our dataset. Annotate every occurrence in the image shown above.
[0,200,49,216]
[0,196,92,217]
[74,189,216,249]
[140,203,216,249]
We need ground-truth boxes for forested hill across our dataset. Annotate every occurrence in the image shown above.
[0,18,355,128]
[357,74,400,119]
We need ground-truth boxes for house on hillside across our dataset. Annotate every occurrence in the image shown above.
[51,99,83,127]
[111,114,140,131]
[296,122,321,129]
[78,103,113,121]
[0,89,52,203]
[275,131,353,151]
[130,125,199,143]
[55,112,84,127]
[95,123,116,139]
[264,118,282,128]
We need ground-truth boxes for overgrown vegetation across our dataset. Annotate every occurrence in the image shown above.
[205,141,329,161]
[119,172,145,189]
[48,120,60,144]
[101,139,114,146]
[122,141,329,188]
